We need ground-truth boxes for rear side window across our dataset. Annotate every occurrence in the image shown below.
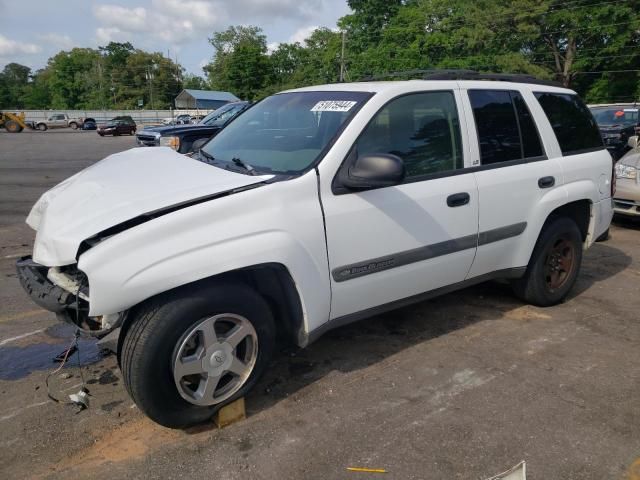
[534,92,603,156]
[469,90,544,165]
[513,93,544,159]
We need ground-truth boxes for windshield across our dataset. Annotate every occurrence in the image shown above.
[200,103,247,127]
[200,91,371,174]
[590,106,638,127]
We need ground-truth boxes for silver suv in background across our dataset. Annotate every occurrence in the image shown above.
[613,136,640,218]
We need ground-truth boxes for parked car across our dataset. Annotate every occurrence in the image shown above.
[82,118,97,130]
[136,101,249,153]
[589,103,640,160]
[161,114,192,126]
[35,113,84,131]
[613,136,640,218]
[17,73,613,428]
[97,117,137,136]
[176,114,192,124]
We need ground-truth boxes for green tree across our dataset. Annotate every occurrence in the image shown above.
[183,73,207,90]
[204,25,270,100]
[0,63,32,108]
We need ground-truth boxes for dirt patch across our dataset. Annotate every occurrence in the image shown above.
[44,418,182,476]
[504,306,552,321]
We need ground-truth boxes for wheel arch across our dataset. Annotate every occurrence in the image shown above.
[545,199,592,243]
[116,262,306,363]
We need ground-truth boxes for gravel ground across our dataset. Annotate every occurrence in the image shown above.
[0,129,639,480]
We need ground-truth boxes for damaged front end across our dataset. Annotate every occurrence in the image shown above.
[16,256,123,337]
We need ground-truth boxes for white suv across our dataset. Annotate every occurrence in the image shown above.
[17,73,613,427]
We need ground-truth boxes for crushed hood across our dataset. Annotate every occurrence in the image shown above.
[29,147,271,266]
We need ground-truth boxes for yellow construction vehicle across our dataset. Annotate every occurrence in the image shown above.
[0,112,34,133]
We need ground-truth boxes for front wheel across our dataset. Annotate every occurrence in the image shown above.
[70,122,78,130]
[512,217,583,307]
[121,282,276,428]
[37,123,47,131]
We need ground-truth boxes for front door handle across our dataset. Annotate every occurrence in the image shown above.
[447,192,470,207]
[538,176,555,189]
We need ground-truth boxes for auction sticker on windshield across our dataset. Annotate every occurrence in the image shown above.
[311,100,357,112]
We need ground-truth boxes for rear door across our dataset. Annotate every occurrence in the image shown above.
[322,89,480,320]
[459,86,563,278]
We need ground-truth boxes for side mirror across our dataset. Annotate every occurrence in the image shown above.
[342,153,405,189]
[190,137,209,152]
[627,136,639,149]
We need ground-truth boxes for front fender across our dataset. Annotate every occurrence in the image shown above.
[78,172,330,334]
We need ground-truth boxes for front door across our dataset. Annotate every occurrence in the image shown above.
[321,90,480,320]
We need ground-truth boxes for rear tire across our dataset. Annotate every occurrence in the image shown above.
[121,281,276,428]
[512,217,583,307]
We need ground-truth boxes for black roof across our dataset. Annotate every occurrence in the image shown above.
[359,69,562,87]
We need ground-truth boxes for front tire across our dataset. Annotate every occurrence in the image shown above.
[5,120,23,133]
[70,122,78,130]
[121,281,276,428]
[512,217,583,307]
[37,123,47,131]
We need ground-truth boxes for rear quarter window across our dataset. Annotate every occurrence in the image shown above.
[534,92,604,156]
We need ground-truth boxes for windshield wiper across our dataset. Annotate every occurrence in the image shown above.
[231,157,256,175]
[198,149,216,163]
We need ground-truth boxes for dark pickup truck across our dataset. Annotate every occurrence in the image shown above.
[136,101,250,153]
[589,104,640,160]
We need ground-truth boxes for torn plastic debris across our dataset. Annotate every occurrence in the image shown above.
[486,461,526,480]
[69,388,90,410]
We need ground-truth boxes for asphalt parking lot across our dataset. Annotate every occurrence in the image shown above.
[0,129,639,479]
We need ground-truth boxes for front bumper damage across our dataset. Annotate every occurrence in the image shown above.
[16,256,122,337]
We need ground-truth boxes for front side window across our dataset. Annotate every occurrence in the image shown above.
[534,92,604,155]
[355,91,463,179]
[201,91,371,174]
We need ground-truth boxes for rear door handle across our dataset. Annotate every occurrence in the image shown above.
[538,176,555,189]
[447,192,470,207]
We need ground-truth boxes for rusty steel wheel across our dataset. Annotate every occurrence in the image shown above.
[544,236,576,291]
[512,217,583,307]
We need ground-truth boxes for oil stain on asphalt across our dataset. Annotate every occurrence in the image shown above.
[0,323,102,380]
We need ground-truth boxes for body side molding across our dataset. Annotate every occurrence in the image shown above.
[331,222,527,282]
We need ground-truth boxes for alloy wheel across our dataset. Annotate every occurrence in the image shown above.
[172,313,258,406]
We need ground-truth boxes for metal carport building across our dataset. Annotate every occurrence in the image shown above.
[174,89,241,109]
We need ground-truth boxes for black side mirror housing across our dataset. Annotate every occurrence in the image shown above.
[190,137,209,152]
[341,153,405,190]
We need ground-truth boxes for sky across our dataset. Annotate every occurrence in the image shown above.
[0,0,351,75]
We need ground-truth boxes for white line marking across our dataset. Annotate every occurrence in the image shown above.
[0,328,45,346]
[0,401,49,422]
[3,253,29,259]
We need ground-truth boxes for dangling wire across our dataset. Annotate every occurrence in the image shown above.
[45,277,88,405]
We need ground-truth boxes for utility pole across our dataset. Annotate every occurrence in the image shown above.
[147,65,154,109]
[339,30,346,82]
[97,60,104,110]
[110,73,116,106]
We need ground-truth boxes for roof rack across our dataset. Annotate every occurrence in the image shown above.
[358,69,562,87]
